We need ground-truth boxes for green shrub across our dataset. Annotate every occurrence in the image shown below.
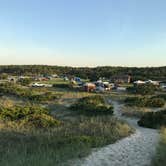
[70,96,113,115]
[0,105,60,128]
[122,106,151,118]
[28,92,58,102]
[153,94,166,101]
[152,128,166,166]
[138,110,166,128]
[127,83,158,95]
[0,116,133,166]
[0,83,58,102]
[17,78,32,86]
[125,96,165,107]
[147,98,165,107]
[0,105,48,121]
[53,83,70,89]
[21,113,60,128]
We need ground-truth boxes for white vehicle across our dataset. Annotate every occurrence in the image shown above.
[32,83,52,87]
[145,80,159,85]
[134,80,146,85]
[32,83,45,87]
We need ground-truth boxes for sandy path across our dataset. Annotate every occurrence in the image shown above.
[70,101,159,166]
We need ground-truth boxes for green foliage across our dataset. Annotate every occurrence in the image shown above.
[0,116,133,165]
[122,106,151,118]
[152,128,166,166]
[147,98,165,107]
[0,73,8,79]
[0,105,47,121]
[21,113,60,128]
[0,105,60,128]
[125,96,165,107]
[28,92,58,102]
[153,94,166,101]
[0,83,58,102]
[53,83,70,89]
[0,65,165,81]
[70,95,114,115]
[127,83,158,95]
[17,78,32,86]
[138,110,166,128]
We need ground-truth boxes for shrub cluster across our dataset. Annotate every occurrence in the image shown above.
[0,83,58,102]
[127,83,158,95]
[53,83,70,89]
[125,96,165,107]
[70,95,114,115]
[17,78,33,86]
[152,127,166,166]
[152,94,166,101]
[0,105,60,128]
[138,110,166,128]
[28,92,58,102]
[0,116,133,165]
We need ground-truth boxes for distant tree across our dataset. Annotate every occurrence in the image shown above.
[0,73,8,80]
[17,78,32,86]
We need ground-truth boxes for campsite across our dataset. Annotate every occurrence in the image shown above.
[0,66,165,166]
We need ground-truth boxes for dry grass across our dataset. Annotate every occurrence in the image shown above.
[0,116,133,166]
[121,106,151,118]
[152,127,166,166]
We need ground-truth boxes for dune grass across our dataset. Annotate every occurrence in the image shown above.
[152,127,166,166]
[121,106,151,118]
[0,116,133,166]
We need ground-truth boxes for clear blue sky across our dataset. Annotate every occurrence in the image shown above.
[0,0,166,66]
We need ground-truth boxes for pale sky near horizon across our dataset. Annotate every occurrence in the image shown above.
[0,0,166,67]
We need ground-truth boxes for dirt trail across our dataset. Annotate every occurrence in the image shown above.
[71,101,159,166]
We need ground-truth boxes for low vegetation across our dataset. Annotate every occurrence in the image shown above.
[0,104,60,128]
[0,65,166,81]
[122,106,151,118]
[152,128,166,166]
[0,83,59,102]
[153,94,166,101]
[17,78,33,86]
[127,84,158,95]
[125,96,165,108]
[0,85,133,165]
[0,116,133,166]
[70,95,114,115]
[53,83,71,89]
[138,109,166,129]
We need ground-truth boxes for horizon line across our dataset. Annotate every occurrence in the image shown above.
[0,64,165,68]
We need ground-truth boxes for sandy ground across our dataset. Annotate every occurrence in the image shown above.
[70,101,159,166]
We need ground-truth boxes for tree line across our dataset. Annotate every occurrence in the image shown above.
[0,65,165,81]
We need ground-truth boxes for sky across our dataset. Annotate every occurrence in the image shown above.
[0,0,166,67]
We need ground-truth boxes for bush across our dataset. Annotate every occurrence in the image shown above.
[0,83,58,102]
[70,95,114,115]
[28,92,58,102]
[0,116,133,166]
[122,106,151,118]
[17,78,32,86]
[0,105,60,128]
[53,83,70,89]
[138,110,166,128]
[125,96,165,107]
[21,113,60,128]
[152,128,166,166]
[147,98,165,107]
[153,94,166,101]
[127,83,158,95]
